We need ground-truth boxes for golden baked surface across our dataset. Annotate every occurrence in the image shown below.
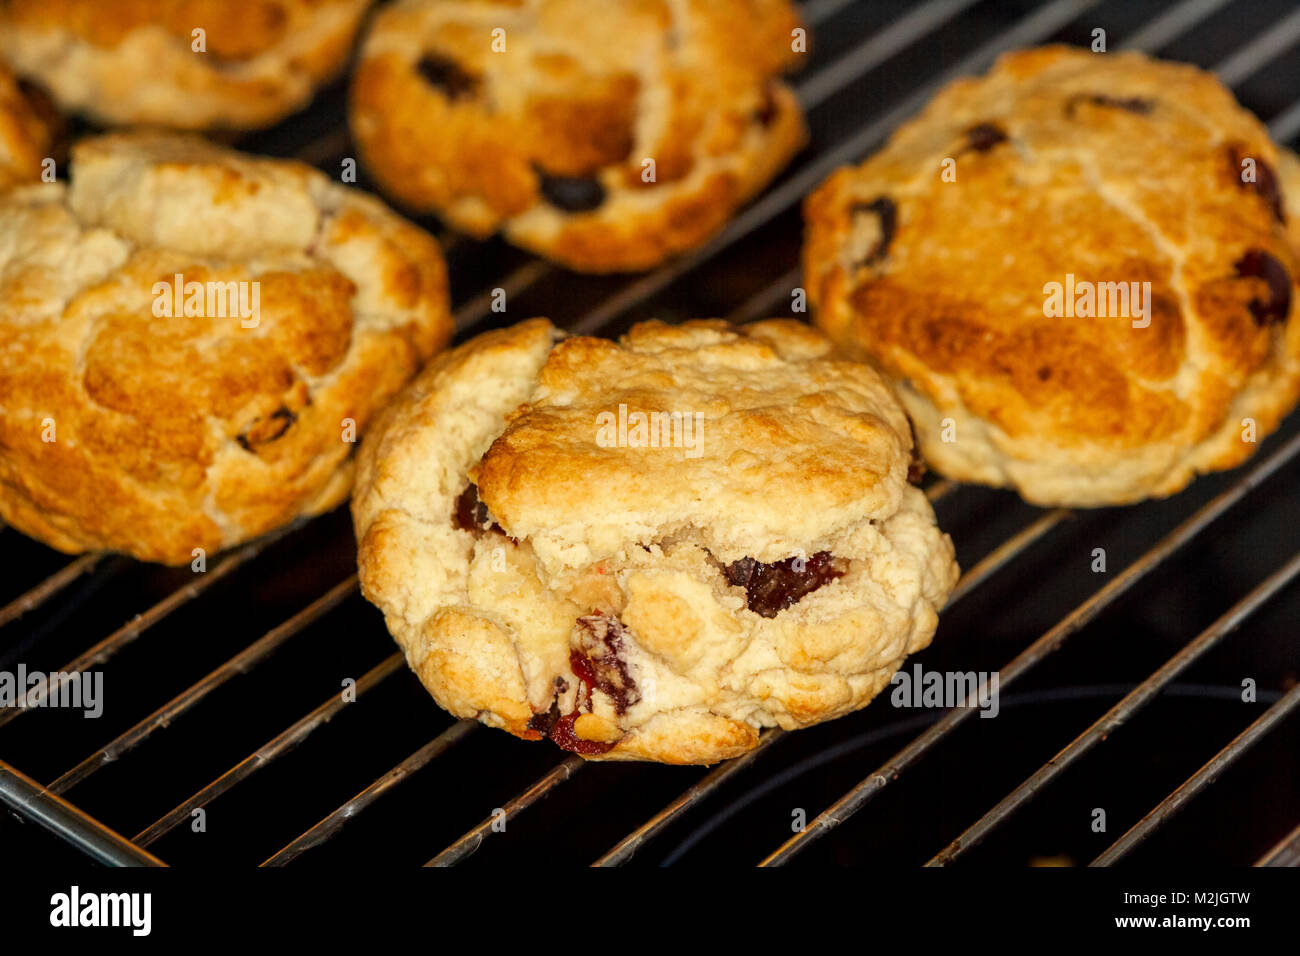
[0,64,56,187]
[349,0,807,272]
[805,46,1300,506]
[0,131,452,564]
[352,319,957,764]
[0,0,374,130]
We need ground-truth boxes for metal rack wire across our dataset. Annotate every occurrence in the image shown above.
[1,0,1297,867]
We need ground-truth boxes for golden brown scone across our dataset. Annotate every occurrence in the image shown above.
[349,0,807,272]
[0,0,373,130]
[0,63,58,187]
[805,46,1300,507]
[0,131,452,564]
[352,318,958,765]
[1283,147,1300,255]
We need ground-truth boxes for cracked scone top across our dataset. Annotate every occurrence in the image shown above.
[0,131,452,564]
[805,46,1300,507]
[349,0,807,272]
[352,319,958,764]
[0,0,374,130]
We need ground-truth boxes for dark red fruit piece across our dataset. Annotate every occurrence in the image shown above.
[452,483,506,536]
[527,651,621,756]
[1228,147,1286,224]
[964,122,1007,152]
[755,80,780,127]
[1065,94,1154,116]
[548,711,617,756]
[908,450,926,485]
[849,196,897,267]
[1235,249,1292,327]
[571,614,639,714]
[416,54,478,100]
[236,405,296,452]
[525,701,560,738]
[536,170,606,212]
[725,551,846,618]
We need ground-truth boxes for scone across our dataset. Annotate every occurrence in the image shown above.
[0,64,58,187]
[0,0,373,130]
[352,319,958,764]
[0,131,452,564]
[805,46,1300,507]
[349,0,807,272]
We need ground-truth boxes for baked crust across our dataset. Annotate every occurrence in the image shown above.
[348,0,808,272]
[0,0,374,130]
[0,64,57,187]
[0,131,452,563]
[805,46,1300,506]
[352,318,958,764]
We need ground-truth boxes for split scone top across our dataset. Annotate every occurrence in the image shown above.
[0,63,57,188]
[352,319,958,764]
[0,131,452,564]
[349,0,807,272]
[805,46,1300,507]
[0,0,374,130]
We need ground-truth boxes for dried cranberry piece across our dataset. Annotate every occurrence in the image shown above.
[548,711,617,755]
[527,657,620,755]
[571,614,640,713]
[849,196,897,267]
[1228,147,1286,224]
[907,449,926,485]
[1065,94,1154,116]
[725,557,756,587]
[16,78,56,119]
[16,79,66,160]
[452,483,506,535]
[906,420,926,484]
[964,122,1007,152]
[725,552,846,618]
[525,700,560,738]
[755,80,780,127]
[416,54,478,100]
[536,170,606,212]
[236,405,296,452]
[1234,250,1292,327]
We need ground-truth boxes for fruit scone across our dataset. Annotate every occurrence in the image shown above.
[0,0,374,130]
[0,131,452,564]
[805,45,1300,507]
[0,63,58,188]
[349,0,808,272]
[352,318,958,764]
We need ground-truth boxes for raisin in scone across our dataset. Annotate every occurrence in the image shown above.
[352,319,958,764]
[349,0,807,272]
[0,131,452,564]
[805,46,1300,507]
[0,64,58,187]
[0,0,373,130]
